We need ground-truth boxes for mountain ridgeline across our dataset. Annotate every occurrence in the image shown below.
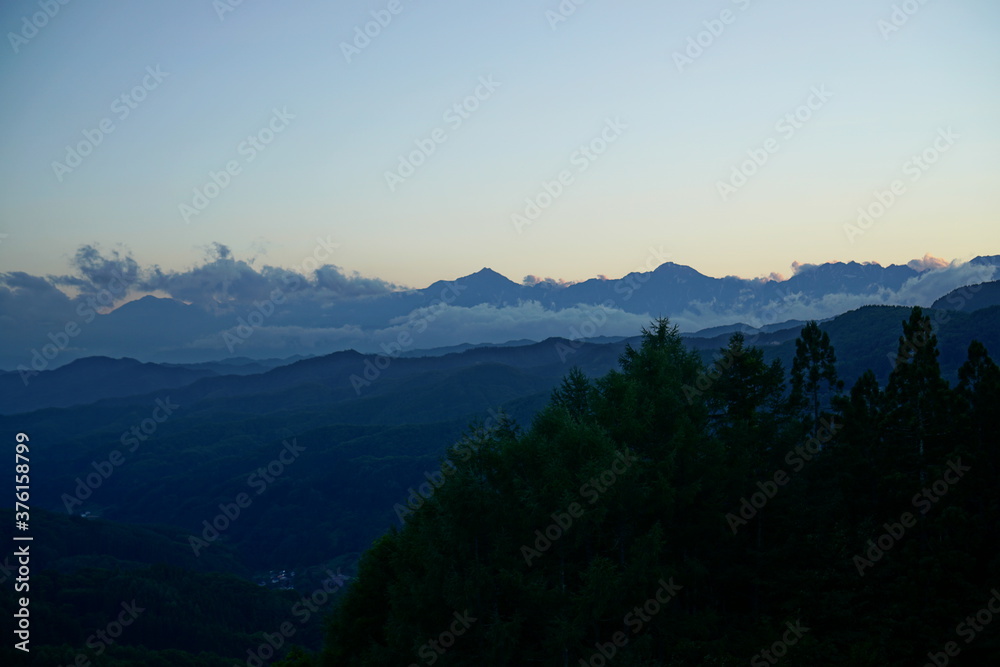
[4,256,997,369]
[2,305,999,665]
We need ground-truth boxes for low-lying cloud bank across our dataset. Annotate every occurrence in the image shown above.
[674,258,996,332]
[1,244,995,370]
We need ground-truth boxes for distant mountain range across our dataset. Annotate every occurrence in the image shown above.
[331,256,1000,323]
[2,255,997,369]
[3,303,998,579]
[3,302,998,417]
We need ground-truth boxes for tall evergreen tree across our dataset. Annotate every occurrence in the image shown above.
[789,320,843,436]
[319,315,1000,666]
[883,307,954,485]
[550,366,595,424]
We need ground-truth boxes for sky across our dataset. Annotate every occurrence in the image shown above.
[0,0,998,290]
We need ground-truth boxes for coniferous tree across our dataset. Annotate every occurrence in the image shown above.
[789,320,843,436]
[955,340,1000,574]
[706,332,786,470]
[550,366,595,424]
[883,307,954,490]
[318,314,1000,666]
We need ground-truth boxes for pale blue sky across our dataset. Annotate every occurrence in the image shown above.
[1,0,997,288]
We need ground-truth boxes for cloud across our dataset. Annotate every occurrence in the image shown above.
[312,265,398,298]
[1,246,996,369]
[247,237,271,266]
[367,300,650,351]
[206,242,232,261]
[182,300,651,359]
[2,271,57,292]
[49,244,142,298]
[894,260,996,306]
[187,323,367,356]
[0,271,81,369]
[906,253,949,272]
[746,272,786,285]
[522,275,576,288]
[0,243,403,367]
[0,271,76,327]
[134,247,398,313]
[142,255,279,312]
[670,261,998,333]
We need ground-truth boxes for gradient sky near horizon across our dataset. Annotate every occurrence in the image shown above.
[0,0,997,289]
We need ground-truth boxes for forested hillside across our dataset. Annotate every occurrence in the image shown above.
[320,309,1000,666]
[0,509,333,666]
[4,307,999,665]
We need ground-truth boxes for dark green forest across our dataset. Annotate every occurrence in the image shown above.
[320,308,1000,665]
[3,306,999,665]
[0,508,341,666]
